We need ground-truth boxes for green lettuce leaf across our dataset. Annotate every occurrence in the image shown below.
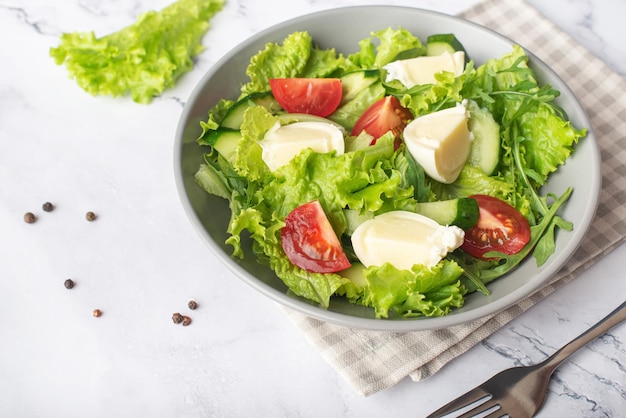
[194,162,231,200]
[197,99,235,142]
[518,106,584,184]
[241,31,312,95]
[241,32,346,96]
[301,47,347,78]
[359,260,465,318]
[233,106,276,181]
[346,27,426,70]
[431,164,514,202]
[50,0,225,103]
[259,134,416,235]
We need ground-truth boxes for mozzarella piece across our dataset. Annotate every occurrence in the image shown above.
[403,102,473,184]
[383,51,465,88]
[351,211,464,270]
[260,121,345,171]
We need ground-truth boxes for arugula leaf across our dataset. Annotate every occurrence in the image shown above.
[50,0,225,103]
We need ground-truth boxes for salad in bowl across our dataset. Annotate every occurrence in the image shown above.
[174,6,598,331]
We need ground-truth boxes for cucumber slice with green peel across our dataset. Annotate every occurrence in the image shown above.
[426,33,468,59]
[467,100,501,176]
[343,208,374,236]
[390,46,427,63]
[204,128,242,164]
[415,197,479,230]
[276,113,346,131]
[339,70,381,105]
[221,92,280,130]
[328,81,386,130]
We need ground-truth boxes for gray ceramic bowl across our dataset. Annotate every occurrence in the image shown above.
[174,6,600,331]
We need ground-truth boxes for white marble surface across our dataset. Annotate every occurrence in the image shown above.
[1,0,624,417]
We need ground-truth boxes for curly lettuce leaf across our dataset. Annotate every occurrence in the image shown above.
[197,99,235,142]
[518,105,584,183]
[260,134,416,236]
[357,260,465,318]
[232,106,276,181]
[50,0,225,103]
[346,27,426,70]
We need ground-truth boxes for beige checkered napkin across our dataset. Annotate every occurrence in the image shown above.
[284,0,626,396]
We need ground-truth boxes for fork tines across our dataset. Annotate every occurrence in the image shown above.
[425,386,503,418]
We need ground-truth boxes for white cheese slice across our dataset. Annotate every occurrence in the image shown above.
[351,211,464,270]
[403,102,473,184]
[383,51,465,88]
[260,121,345,172]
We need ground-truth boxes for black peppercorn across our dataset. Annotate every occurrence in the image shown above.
[24,212,36,223]
[85,211,96,221]
[172,313,184,324]
[64,279,75,289]
[42,202,54,212]
[188,299,198,310]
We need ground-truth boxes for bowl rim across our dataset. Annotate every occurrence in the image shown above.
[173,5,601,332]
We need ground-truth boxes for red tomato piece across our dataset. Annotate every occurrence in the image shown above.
[461,194,531,260]
[281,200,351,273]
[269,78,342,117]
[351,96,413,147]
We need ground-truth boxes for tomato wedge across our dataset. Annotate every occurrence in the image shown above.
[281,200,351,273]
[461,194,531,260]
[269,78,342,117]
[351,96,413,146]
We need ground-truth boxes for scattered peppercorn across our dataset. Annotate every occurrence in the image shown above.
[182,316,192,326]
[64,279,75,289]
[92,309,102,317]
[42,202,54,212]
[85,211,96,221]
[172,312,184,324]
[188,299,198,310]
[24,212,36,223]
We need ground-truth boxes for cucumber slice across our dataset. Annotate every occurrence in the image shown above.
[343,208,374,235]
[415,197,479,229]
[276,113,346,131]
[204,128,242,164]
[467,100,501,176]
[339,70,381,104]
[328,81,386,130]
[426,33,468,59]
[221,93,279,130]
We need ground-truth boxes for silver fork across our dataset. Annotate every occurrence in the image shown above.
[426,300,626,418]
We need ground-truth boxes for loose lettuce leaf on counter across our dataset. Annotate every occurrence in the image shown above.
[50,0,225,103]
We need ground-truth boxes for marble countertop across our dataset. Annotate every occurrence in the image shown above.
[1,0,624,417]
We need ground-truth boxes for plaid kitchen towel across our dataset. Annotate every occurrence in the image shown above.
[284,0,626,396]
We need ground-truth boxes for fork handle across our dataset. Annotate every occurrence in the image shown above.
[542,300,626,369]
